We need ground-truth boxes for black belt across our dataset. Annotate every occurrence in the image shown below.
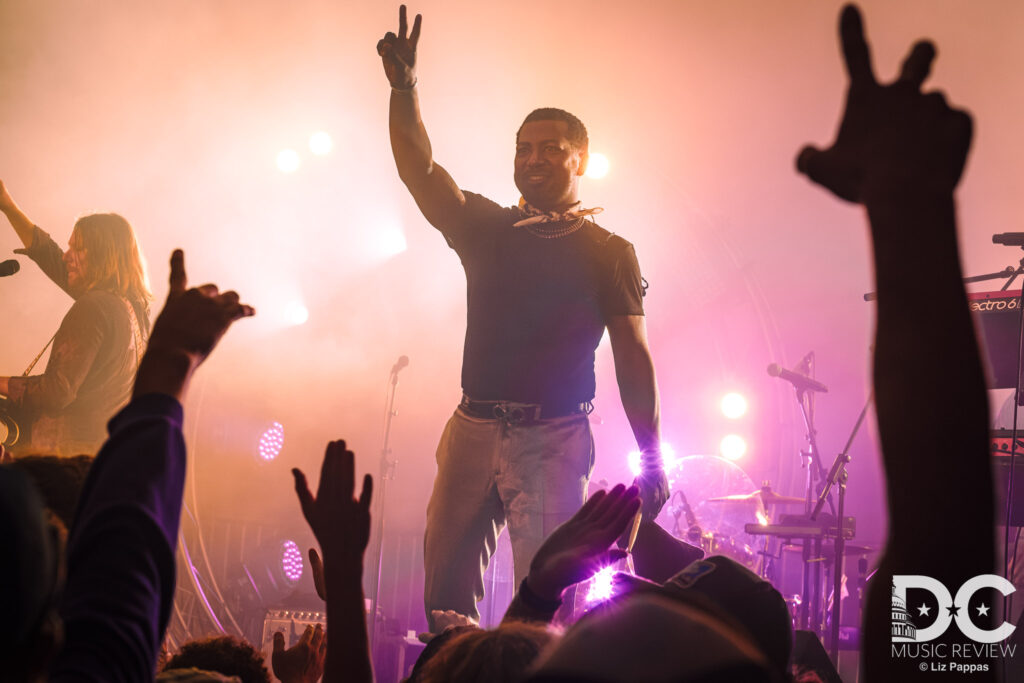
[458,395,592,423]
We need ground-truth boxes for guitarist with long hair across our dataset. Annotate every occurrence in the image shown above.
[0,180,151,456]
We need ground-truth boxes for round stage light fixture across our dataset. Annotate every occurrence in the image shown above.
[280,539,304,582]
[585,152,610,179]
[719,434,747,461]
[258,422,285,461]
[720,392,748,419]
[276,149,300,173]
[309,131,333,156]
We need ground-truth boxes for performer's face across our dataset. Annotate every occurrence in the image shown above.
[514,120,587,212]
[64,228,88,292]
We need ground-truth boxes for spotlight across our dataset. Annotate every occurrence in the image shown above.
[284,301,309,326]
[585,152,610,179]
[584,565,617,604]
[258,422,285,461]
[277,149,300,173]
[626,442,678,477]
[281,540,304,582]
[309,131,333,156]
[241,538,305,607]
[720,392,748,419]
[719,434,747,461]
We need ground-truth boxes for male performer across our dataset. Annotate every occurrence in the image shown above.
[377,6,668,626]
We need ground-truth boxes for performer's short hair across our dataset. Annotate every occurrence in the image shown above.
[517,108,588,151]
[73,212,152,311]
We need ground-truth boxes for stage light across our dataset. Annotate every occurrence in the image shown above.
[585,565,617,604]
[258,422,285,461]
[720,392,748,419]
[309,131,333,156]
[241,537,305,607]
[277,149,300,173]
[281,540,304,582]
[585,152,609,179]
[626,442,678,476]
[284,301,309,326]
[719,434,747,461]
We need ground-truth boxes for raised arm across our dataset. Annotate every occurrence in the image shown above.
[797,6,992,680]
[377,5,466,230]
[0,180,35,249]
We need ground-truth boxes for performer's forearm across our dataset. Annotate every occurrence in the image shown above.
[389,88,436,187]
[613,344,661,453]
[2,203,36,249]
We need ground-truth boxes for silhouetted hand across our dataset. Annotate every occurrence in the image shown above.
[309,547,327,600]
[525,483,641,601]
[272,623,326,683]
[796,4,972,205]
[376,5,421,89]
[133,250,254,400]
[430,609,478,633]
[292,440,373,568]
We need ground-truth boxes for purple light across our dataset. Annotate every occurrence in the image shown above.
[585,565,617,604]
[281,540,303,582]
[259,422,285,461]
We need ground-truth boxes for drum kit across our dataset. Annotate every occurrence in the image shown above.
[653,453,874,642]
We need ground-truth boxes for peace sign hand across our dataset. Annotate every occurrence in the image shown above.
[797,4,972,206]
[377,5,422,89]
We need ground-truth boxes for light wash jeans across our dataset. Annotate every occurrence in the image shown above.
[423,406,594,627]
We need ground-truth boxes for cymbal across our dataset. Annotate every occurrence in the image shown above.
[707,486,805,506]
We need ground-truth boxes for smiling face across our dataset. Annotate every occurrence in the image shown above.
[514,119,588,212]
[63,228,88,293]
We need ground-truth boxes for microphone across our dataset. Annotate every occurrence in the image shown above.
[767,363,829,393]
[0,259,20,277]
[993,233,1024,247]
[390,355,409,375]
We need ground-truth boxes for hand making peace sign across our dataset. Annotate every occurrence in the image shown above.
[377,5,422,90]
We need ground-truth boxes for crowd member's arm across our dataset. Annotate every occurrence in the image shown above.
[377,5,468,231]
[292,440,374,683]
[51,250,253,682]
[797,6,991,680]
[607,315,668,519]
[503,484,640,624]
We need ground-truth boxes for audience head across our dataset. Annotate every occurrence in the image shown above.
[67,212,151,308]
[529,555,791,683]
[0,466,63,682]
[417,621,554,683]
[164,636,270,683]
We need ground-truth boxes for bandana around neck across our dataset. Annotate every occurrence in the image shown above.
[512,198,604,227]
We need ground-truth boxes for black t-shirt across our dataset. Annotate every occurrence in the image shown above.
[440,192,645,406]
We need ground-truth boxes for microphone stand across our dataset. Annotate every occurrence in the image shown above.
[810,390,873,662]
[794,381,832,633]
[368,361,404,652]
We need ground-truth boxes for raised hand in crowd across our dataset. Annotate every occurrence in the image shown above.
[376,4,421,89]
[798,5,991,681]
[272,623,327,683]
[292,440,374,683]
[134,249,254,402]
[504,484,640,623]
[797,5,971,205]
